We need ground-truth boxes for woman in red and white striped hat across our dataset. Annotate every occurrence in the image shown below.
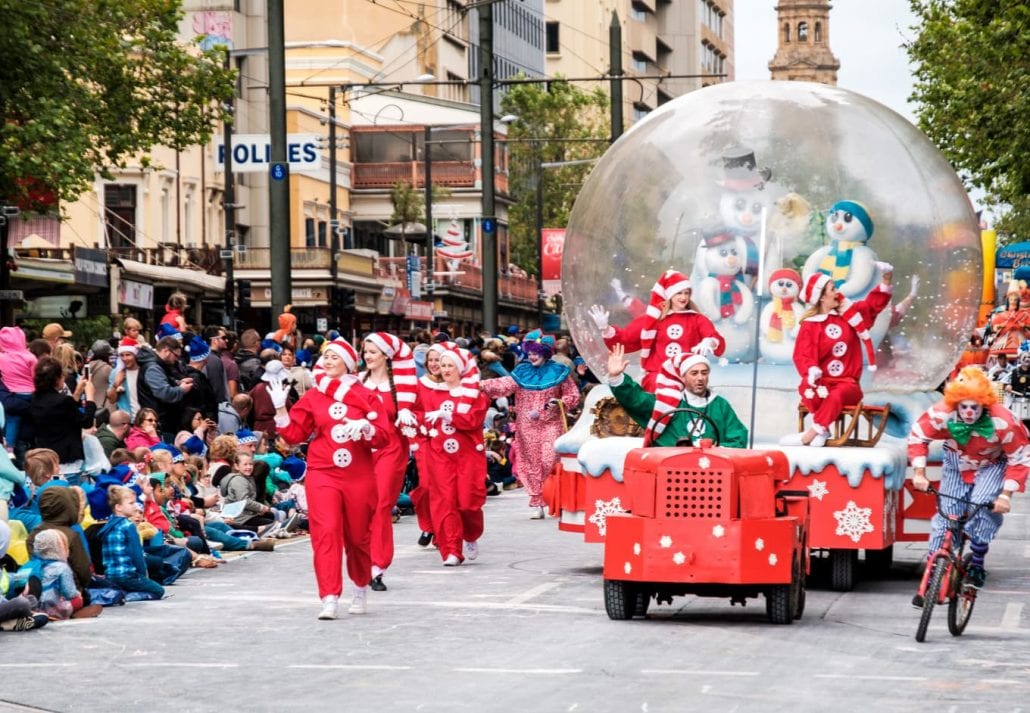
[415,343,488,566]
[781,269,893,447]
[268,337,393,620]
[588,269,726,391]
[360,331,418,592]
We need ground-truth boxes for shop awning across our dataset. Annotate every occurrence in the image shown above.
[114,258,225,294]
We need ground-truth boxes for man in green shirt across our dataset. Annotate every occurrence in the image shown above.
[607,344,748,448]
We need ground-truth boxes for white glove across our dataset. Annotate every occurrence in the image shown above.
[267,380,290,409]
[909,274,920,298]
[588,305,610,332]
[424,409,452,425]
[609,278,627,301]
[807,366,823,388]
[341,418,372,441]
[690,337,719,357]
[395,408,417,428]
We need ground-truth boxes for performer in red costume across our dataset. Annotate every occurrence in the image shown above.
[359,332,418,593]
[415,344,488,566]
[781,269,893,447]
[268,338,392,620]
[589,269,725,391]
[410,348,443,548]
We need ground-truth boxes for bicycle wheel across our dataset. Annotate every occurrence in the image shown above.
[915,557,948,643]
[948,554,977,636]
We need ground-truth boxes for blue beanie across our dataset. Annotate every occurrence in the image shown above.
[282,455,307,482]
[87,465,135,520]
[295,349,312,367]
[150,443,185,463]
[235,428,259,445]
[185,335,210,362]
[260,338,282,353]
[156,323,182,340]
[830,200,874,240]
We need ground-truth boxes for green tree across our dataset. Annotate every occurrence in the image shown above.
[906,1,1030,241]
[500,78,609,274]
[0,0,235,211]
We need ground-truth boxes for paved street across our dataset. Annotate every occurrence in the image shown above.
[2,493,1028,713]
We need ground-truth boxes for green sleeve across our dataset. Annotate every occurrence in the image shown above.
[710,396,749,448]
[609,374,658,430]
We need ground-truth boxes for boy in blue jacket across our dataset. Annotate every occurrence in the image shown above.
[98,486,164,600]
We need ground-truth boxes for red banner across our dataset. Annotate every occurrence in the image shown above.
[541,228,566,297]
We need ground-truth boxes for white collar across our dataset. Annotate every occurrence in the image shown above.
[683,390,714,408]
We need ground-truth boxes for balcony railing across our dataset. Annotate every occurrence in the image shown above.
[13,245,223,273]
[233,247,376,277]
[352,161,477,190]
[378,256,537,303]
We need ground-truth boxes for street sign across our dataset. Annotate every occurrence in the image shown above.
[215,134,320,174]
[0,290,24,301]
[219,249,233,259]
[270,163,287,181]
[482,216,496,234]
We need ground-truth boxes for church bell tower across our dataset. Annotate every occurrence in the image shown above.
[768,0,840,85]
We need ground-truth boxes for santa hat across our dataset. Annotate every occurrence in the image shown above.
[800,273,877,371]
[117,337,139,355]
[768,268,801,291]
[364,332,417,409]
[156,323,181,341]
[322,337,358,372]
[311,338,361,403]
[640,270,692,361]
[437,345,481,415]
[185,335,210,362]
[647,353,710,438]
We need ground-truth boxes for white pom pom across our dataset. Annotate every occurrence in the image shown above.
[867,365,877,372]
[366,411,378,420]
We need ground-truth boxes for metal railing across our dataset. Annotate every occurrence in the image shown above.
[378,256,536,302]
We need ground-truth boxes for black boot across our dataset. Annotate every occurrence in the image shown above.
[370,574,387,591]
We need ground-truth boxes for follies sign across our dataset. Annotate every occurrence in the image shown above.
[541,228,565,297]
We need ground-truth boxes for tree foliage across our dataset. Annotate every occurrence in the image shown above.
[906,1,1030,241]
[500,78,609,274]
[0,0,235,211]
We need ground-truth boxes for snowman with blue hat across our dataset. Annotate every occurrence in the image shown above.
[802,200,882,301]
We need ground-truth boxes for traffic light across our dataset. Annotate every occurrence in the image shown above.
[238,280,252,309]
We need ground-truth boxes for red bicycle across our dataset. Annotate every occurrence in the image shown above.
[913,487,995,643]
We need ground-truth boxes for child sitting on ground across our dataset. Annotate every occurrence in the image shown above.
[0,521,49,632]
[485,430,518,494]
[24,529,81,620]
[99,486,165,600]
[219,452,278,535]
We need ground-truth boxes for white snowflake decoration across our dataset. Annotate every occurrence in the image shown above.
[672,552,686,565]
[698,456,711,469]
[834,500,875,543]
[633,543,641,556]
[754,538,765,551]
[588,497,626,537]
[624,561,632,575]
[659,535,672,549]
[712,524,725,538]
[808,479,829,501]
[768,553,778,566]
[765,456,774,467]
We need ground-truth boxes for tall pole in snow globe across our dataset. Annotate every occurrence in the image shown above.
[747,207,768,448]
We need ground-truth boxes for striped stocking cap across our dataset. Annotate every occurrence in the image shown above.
[311,338,362,403]
[639,270,692,361]
[646,353,710,438]
[800,273,877,371]
[364,331,418,409]
[435,344,481,414]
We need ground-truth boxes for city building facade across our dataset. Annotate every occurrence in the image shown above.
[768,0,839,84]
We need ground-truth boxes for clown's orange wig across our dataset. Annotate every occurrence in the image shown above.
[943,366,998,410]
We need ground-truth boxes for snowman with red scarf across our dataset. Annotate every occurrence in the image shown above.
[694,228,755,362]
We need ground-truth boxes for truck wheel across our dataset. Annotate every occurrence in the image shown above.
[830,549,857,592]
[634,590,651,618]
[865,545,894,577]
[604,579,636,620]
[793,559,806,620]
[766,584,793,624]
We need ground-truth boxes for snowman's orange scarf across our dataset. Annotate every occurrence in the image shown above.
[767,294,796,343]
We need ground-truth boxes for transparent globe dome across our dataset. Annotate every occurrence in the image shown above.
[564,80,980,409]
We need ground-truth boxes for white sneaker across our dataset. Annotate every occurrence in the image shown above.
[206,540,224,551]
[348,587,368,615]
[464,540,479,561]
[529,506,545,520]
[778,432,805,446]
[443,554,461,566]
[318,595,339,620]
[810,432,828,448]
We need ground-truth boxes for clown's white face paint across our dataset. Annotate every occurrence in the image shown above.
[957,400,983,424]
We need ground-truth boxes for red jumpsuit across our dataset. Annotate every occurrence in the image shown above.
[364,381,409,574]
[409,376,444,534]
[604,311,725,391]
[415,382,488,563]
[277,381,392,598]
[792,288,890,429]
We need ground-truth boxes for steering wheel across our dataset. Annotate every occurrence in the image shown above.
[645,407,721,448]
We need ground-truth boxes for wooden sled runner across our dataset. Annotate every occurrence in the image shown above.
[797,402,891,448]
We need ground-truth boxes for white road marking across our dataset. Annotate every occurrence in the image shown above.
[289,664,412,671]
[122,662,240,668]
[1024,544,1030,558]
[505,581,560,606]
[641,669,759,677]
[815,674,926,681]
[454,667,581,674]
[1000,602,1024,630]
[0,663,77,668]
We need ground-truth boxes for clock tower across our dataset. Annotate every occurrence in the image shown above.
[768,1,840,85]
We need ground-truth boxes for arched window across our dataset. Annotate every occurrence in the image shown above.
[784,22,790,42]
[798,21,808,42]
[814,22,822,42]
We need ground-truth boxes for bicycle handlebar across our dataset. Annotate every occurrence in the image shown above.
[925,485,995,519]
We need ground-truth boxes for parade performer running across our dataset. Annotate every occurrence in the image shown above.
[908,366,1028,592]
[267,338,392,620]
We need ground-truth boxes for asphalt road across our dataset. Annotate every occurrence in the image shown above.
[2,493,1027,713]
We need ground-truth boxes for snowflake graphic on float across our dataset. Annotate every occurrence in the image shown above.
[712,525,725,538]
[768,553,778,566]
[659,535,672,549]
[808,479,829,501]
[834,500,874,542]
[588,497,627,537]
[672,552,687,565]
[698,457,711,469]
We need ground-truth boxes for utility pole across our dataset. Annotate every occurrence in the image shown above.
[478,1,497,335]
[610,11,624,143]
[222,49,236,326]
[268,0,292,322]
[328,86,340,302]
[423,125,434,299]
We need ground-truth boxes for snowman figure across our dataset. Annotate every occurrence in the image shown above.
[759,268,803,364]
[802,200,881,301]
[694,229,755,362]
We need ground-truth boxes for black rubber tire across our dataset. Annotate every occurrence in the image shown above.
[916,557,947,643]
[767,559,799,625]
[865,545,894,577]
[830,549,857,592]
[793,559,806,620]
[633,590,651,618]
[604,579,636,620]
[948,554,976,637]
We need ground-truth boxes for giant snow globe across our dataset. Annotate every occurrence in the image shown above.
[563,80,981,441]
